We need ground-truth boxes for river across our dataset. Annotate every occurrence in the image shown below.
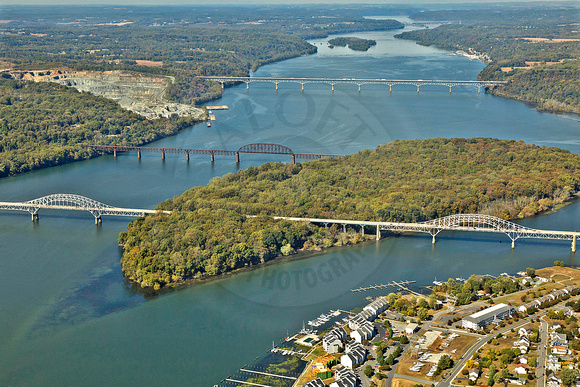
[0,25,579,386]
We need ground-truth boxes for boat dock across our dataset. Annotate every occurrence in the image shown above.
[351,280,417,294]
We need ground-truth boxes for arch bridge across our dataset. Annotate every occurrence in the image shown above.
[198,76,507,94]
[0,194,169,224]
[269,213,578,252]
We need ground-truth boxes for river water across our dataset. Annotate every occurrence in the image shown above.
[1,26,579,386]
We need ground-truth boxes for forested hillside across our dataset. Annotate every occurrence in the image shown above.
[1,6,403,105]
[0,79,200,177]
[119,138,580,289]
[396,7,580,114]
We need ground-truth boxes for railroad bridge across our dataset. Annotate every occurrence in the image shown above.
[89,143,342,164]
[198,76,507,94]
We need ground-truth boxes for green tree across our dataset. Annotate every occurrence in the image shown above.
[560,369,578,387]
[526,267,536,277]
[364,364,374,377]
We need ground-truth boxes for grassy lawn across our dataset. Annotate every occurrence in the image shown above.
[536,266,580,284]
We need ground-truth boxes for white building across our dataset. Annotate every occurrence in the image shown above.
[461,303,514,330]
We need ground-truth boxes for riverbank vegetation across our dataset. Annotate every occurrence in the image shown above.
[328,37,377,51]
[396,7,580,114]
[119,138,580,289]
[0,79,199,177]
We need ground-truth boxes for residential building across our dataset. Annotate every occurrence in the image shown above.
[304,379,326,387]
[514,364,528,375]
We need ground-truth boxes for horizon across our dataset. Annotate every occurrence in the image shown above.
[2,0,578,6]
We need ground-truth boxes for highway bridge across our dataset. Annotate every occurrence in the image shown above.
[267,213,578,252]
[89,143,342,164]
[0,194,169,224]
[198,76,507,93]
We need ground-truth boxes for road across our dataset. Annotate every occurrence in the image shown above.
[537,316,548,387]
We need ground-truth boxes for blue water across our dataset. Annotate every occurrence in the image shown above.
[0,26,578,386]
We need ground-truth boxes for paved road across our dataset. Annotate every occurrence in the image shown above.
[394,373,435,385]
[537,316,548,387]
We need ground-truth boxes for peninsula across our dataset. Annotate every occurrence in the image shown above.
[119,138,580,290]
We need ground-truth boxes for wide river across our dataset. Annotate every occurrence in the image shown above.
[1,25,579,386]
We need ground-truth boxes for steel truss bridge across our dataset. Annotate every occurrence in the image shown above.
[89,143,342,164]
[198,76,507,94]
[0,194,170,224]
[268,213,578,252]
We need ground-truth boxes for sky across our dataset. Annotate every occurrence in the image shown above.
[1,0,575,5]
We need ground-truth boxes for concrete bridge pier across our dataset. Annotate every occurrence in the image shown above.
[275,83,278,92]
[113,149,117,157]
[31,212,39,222]
[331,84,335,92]
[186,152,190,162]
[376,226,380,241]
[236,152,240,163]
[478,86,481,94]
[291,154,295,164]
[417,85,420,94]
[449,86,452,93]
[573,235,577,253]
[389,85,392,93]
[358,84,361,93]
[511,239,515,249]
[301,83,304,92]
[210,152,215,162]
[361,226,364,236]
[246,82,249,90]
[342,224,346,233]
[432,235,436,244]
[137,150,141,159]
[161,150,165,160]
[220,82,224,90]
[95,216,102,225]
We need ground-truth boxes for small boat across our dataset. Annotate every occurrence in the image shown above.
[206,121,211,127]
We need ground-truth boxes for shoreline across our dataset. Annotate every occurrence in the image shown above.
[127,193,580,295]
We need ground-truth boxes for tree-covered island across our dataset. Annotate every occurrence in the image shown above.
[119,138,580,290]
[328,37,377,51]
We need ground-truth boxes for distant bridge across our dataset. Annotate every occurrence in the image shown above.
[267,213,578,252]
[89,143,342,164]
[198,76,507,93]
[0,194,169,224]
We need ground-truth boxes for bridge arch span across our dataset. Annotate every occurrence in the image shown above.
[26,194,113,210]
[238,143,294,155]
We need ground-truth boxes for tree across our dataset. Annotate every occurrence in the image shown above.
[364,364,374,378]
[526,267,536,277]
[437,355,454,372]
[561,369,579,387]
[561,369,579,386]
[418,307,429,321]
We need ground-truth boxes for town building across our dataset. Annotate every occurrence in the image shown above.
[461,303,515,330]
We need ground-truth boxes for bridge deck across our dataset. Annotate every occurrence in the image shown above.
[198,76,507,86]
[269,216,580,241]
